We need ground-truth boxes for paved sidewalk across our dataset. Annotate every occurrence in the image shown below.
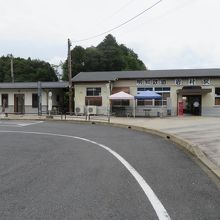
[1,114,220,178]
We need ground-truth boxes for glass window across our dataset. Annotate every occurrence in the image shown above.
[32,94,38,108]
[1,94,8,108]
[215,88,220,96]
[137,100,153,106]
[136,87,170,106]
[155,87,170,91]
[86,88,101,96]
[137,87,153,91]
[215,98,220,105]
[215,88,220,105]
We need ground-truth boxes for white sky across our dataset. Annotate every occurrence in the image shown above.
[0,0,220,70]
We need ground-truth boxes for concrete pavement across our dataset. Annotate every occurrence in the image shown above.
[1,114,220,179]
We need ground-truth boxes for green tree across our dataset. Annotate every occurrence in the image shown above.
[62,46,86,80]
[97,35,126,71]
[84,47,103,71]
[0,56,58,82]
[62,34,146,80]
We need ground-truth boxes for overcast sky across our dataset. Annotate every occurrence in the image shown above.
[0,0,219,70]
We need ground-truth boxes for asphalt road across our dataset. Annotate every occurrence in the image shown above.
[0,121,219,220]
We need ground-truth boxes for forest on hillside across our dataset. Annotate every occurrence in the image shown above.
[0,56,58,82]
[62,34,146,80]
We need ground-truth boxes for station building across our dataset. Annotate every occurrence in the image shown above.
[0,82,68,114]
[72,68,220,117]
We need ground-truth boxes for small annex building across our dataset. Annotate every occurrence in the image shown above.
[72,68,220,117]
[0,81,68,114]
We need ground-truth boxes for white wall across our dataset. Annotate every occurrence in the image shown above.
[0,88,65,113]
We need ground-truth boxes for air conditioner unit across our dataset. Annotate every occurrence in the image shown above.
[75,106,84,115]
[87,105,97,115]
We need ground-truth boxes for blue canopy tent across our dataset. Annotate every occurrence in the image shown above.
[135,91,162,100]
[134,91,162,117]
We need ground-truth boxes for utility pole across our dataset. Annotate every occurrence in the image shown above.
[68,38,73,114]
[9,54,14,82]
[37,81,42,115]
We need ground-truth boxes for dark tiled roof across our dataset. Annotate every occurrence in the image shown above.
[72,69,220,82]
[0,81,69,89]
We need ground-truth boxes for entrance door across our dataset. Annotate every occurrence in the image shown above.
[183,95,201,116]
[14,94,25,113]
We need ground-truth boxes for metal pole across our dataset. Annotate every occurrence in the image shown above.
[38,81,42,115]
[68,38,73,114]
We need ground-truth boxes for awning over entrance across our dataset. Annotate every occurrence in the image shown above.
[177,86,212,95]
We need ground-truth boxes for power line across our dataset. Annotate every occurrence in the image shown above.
[73,0,162,43]
[102,0,135,21]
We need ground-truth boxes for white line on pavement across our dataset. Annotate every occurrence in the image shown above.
[0,124,23,127]
[0,130,171,220]
[18,121,44,127]
[0,121,43,127]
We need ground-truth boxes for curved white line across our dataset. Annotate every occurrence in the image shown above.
[0,130,171,220]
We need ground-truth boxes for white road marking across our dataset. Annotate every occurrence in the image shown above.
[0,124,23,127]
[18,121,44,127]
[0,130,171,220]
[0,121,43,127]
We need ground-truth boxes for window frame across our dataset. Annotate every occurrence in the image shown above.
[86,87,101,97]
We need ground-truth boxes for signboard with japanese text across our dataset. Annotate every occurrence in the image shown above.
[202,78,210,85]
[188,78,196,85]
[137,79,166,87]
[175,79,182,86]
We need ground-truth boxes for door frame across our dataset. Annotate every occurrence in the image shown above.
[184,95,202,116]
[14,94,25,114]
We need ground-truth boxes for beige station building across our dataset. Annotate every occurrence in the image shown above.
[72,68,220,117]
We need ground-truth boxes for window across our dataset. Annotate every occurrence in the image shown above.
[137,100,153,106]
[154,87,170,106]
[154,87,170,92]
[155,93,170,106]
[32,94,38,108]
[137,88,153,106]
[137,87,170,106]
[215,88,220,105]
[86,88,101,96]
[137,87,153,91]
[85,97,102,106]
[1,94,8,108]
